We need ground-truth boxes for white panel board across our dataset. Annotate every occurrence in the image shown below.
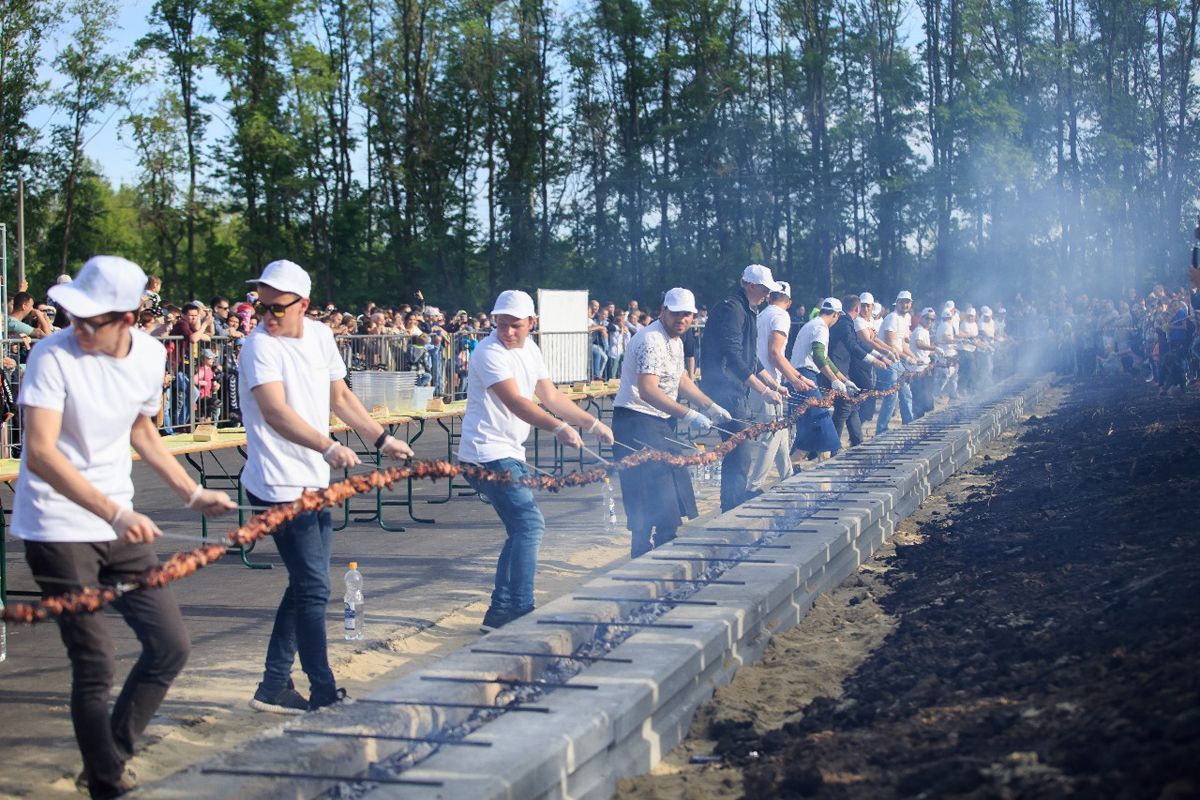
[537,289,589,384]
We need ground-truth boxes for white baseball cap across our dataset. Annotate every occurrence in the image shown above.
[921,307,937,318]
[55,273,72,285]
[965,306,977,317]
[872,302,883,316]
[981,305,993,317]
[663,287,698,314]
[941,307,954,318]
[820,297,843,314]
[943,300,956,311]
[859,291,875,306]
[896,290,913,301]
[491,289,536,318]
[248,259,312,298]
[773,281,791,298]
[741,263,782,292]
[48,256,147,318]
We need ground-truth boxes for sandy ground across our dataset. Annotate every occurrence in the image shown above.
[616,386,1065,800]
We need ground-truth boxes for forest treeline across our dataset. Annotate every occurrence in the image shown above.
[2,0,1198,308]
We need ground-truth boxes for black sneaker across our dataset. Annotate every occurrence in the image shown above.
[479,607,512,633]
[308,687,349,711]
[249,683,309,715]
[75,765,137,797]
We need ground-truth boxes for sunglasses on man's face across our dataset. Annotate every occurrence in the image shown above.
[253,297,304,318]
[70,313,125,336]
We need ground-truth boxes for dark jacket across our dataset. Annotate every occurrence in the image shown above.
[700,287,757,408]
[829,315,873,374]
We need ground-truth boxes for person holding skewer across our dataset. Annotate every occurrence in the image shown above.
[612,288,729,557]
[13,256,237,799]
[239,260,414,715]
[458,290,614,633]
[788,298,858,462]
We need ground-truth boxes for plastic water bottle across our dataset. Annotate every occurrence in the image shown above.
[0,599,6,662]
[603,478,618,532]
[343,562,364,641]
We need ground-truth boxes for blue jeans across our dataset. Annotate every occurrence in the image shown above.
[591,344,609,381]
[251,492,337,701]
[464,458,546,614]
[874,364,913,433]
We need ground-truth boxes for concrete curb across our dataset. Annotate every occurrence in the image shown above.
[136,376,1048,800]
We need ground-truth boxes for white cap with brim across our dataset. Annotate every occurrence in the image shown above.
[48,256,147,318]
[248,259,312,298]
[859,292,875,306]
[55,273,72,285]
[741,263,782,292]
[491,290,536,318]
[981,306,993,317]
[820,297,843,314]
[896,290,913,301]
[663,287,698,314]
[921,307,936,317]
[773,281,791,298]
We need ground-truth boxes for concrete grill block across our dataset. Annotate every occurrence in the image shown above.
[149,377,1052,800]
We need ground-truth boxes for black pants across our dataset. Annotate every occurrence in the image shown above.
[718,417,754,511]
[831,396,863,447]
[25,539,190,800]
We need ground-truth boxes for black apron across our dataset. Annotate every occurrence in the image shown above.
[612,406,699,532]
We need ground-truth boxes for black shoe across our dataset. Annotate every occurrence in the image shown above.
[249,682,309,715]
[479,607,512,633]
[308,687,349,711]
[75,766,137,798]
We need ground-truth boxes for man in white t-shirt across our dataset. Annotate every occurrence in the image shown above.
[747,282,815,490]
[458,290,614,632]
[612,288,728,557]
[852,292,894,422]
[934,306,959,400]
[875,290,917,432]
[15,256,236,799]
[958,306,980,392]
[240,260,414,715]
[788,298,857,459]
[909,308,938,417]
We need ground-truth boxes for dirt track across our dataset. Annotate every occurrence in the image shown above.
[620,379,1200,799]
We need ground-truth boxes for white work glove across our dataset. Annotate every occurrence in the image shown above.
[844,380,861,394]
[111,507,161,543]
[380,435,415,460]
[587,419,615,445]
[185,485,237,516]
[323,441,361,468]
[706,402,733,422]
[830,378,848,394]
[682,409,713,435]
[553,421,583,449]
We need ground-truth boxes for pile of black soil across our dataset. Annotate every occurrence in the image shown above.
[732,380,1200,798]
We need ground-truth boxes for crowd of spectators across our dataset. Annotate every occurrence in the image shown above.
[2,269,1195,452]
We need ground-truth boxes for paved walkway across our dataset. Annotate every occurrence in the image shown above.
[0,430,727,799]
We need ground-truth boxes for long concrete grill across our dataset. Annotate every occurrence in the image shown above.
[135,374,1049,800]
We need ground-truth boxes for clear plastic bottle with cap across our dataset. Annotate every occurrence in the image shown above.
[343,562,364,641]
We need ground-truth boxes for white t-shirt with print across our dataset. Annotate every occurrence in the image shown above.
[756,304,791,383]
[240,318,348,502]
[13,328,165,542]
[978,318,996,340]
[615,320,684,419]
[790,318,830,373]
[458,331,550,464]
